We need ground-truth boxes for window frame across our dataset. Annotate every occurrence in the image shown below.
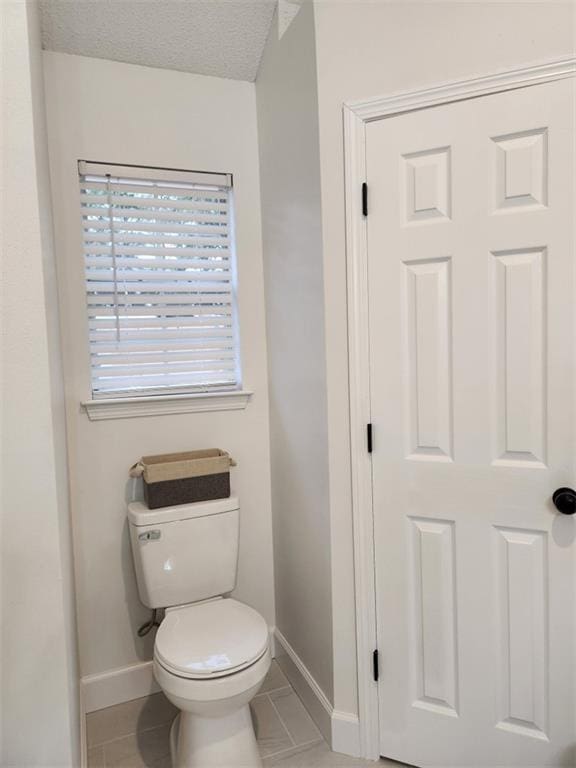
[77,160,250,415]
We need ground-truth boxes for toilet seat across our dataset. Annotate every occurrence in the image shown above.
[154,598,269,680]
[153,647,271,708]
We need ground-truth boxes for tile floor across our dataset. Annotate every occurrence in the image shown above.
[86,661,389,768]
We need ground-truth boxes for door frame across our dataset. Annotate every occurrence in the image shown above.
[343,57,576,761]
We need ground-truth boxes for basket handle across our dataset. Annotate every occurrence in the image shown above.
[223,451,237,467]
[129,461,145,478]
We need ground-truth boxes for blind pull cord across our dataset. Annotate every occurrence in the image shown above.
[106,174,121,344]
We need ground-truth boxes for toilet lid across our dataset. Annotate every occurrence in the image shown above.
[154,598,269,679]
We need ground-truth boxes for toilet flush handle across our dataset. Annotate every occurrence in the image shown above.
[138,530,161,541]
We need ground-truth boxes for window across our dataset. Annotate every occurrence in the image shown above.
[79,161,240,399]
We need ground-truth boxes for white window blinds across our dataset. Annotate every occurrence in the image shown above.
[78,161,240,398]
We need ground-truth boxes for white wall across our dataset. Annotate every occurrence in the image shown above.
[312,0,576,719]
[1,2,80,765]
[43,52,275,689]
[256,4,334,704]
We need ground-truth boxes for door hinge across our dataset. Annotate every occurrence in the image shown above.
[373,649,379,682]
[367,423,373,453]
[362,182,368,216]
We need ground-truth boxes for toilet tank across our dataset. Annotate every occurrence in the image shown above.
[128,496,239,609]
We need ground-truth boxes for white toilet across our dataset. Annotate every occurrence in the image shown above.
[128,496,271,768]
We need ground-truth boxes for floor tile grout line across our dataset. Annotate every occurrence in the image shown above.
[88,717,175,751]
[263,737,326,764]
[265,735,324,758]
[268,687,323,746]
[267,692,297,748]
[256,684,292,698]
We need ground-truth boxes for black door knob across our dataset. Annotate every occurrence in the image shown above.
[552,487,576,515]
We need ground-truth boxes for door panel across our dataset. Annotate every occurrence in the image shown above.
[408,516,458,716]
[493,526,548,740]
[367,78,575,767]
[404,257,453,460]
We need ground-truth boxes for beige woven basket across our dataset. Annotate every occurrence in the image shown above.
[129,449,236,509]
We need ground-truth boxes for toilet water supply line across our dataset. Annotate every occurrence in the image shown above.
[138,609,161,637]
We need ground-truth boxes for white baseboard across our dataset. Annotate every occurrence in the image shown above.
[274,628,333,743]
[79,689,87,768]
[331,710,362,758]
[273,628,361,758]
[81,660,160,713]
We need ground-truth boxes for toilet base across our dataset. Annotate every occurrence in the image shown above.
[170,705,262,768]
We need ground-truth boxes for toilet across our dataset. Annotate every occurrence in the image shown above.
[128,496,271,768]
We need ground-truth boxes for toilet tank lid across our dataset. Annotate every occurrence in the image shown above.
[128,496,239,526]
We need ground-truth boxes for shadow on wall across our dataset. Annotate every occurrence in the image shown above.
[558,744,576,768]
[551,510,576,549]
[121,475,157,661]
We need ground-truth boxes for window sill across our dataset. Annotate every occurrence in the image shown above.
[81,390,253,421]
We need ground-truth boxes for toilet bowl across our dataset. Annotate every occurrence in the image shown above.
[153,597,271,767]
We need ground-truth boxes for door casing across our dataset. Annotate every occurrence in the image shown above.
[342,57,576,762]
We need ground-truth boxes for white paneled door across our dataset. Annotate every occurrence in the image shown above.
[366,79,576,767]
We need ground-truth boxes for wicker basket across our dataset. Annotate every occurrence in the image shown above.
[129,449,236,509]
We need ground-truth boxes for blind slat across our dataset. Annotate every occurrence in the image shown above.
[92,349,235,366]
[88,300,232,317]
[89,316,233,329]
[80,192,228,212]
[83,208,227,225]
[83,221,227,236]
[80,165,239,397]
[83,245,229,258]
[85,256,230,271]
[91,336,235,353]
[82,180,229,197]
[81,180,229,197]
[86,277,232,291]
[83,232,228,247]
[90,332,234,346]
[92,360,235,378]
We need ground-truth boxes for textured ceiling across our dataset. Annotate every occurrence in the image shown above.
[39,0,277,82]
